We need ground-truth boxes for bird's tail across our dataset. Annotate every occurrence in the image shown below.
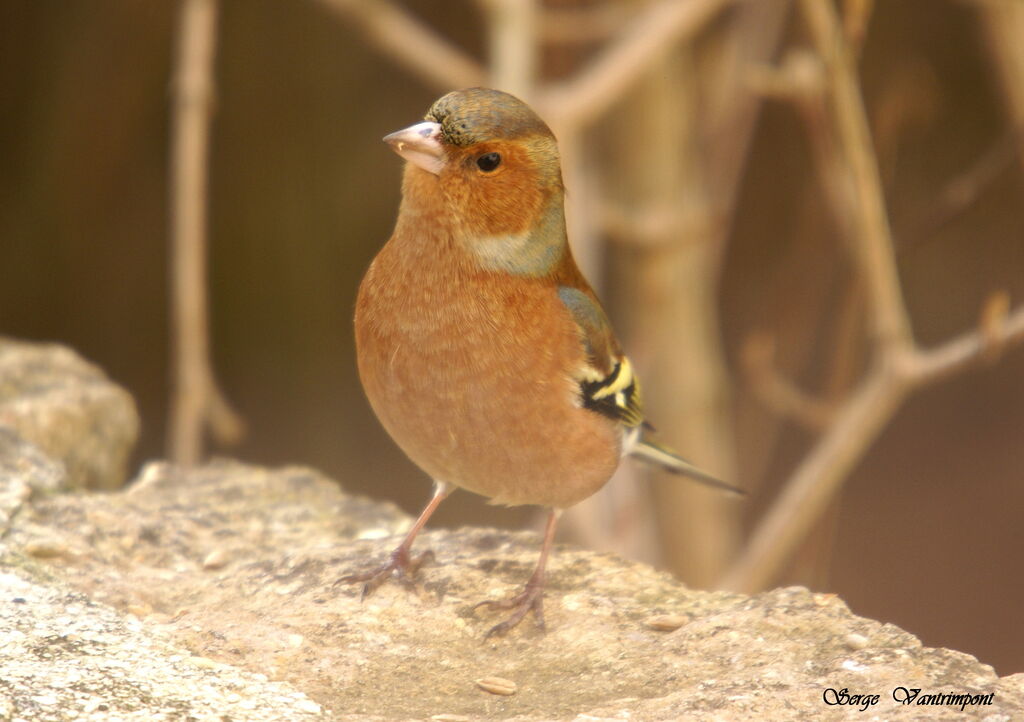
[630,438,745,496]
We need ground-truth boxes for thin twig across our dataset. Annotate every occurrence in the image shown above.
[593,2,787,581]
[538,0,734,134]
[720,0,1024,592]
[802,0,912,349]
[821,276,868,403]
[315,0,486,91]
[723,300,1024,592]
[780,48,860,246]
[976,0,1024,173]
[905,297,1024,387]
[168,0,244,466]
[741,332,836,430]
[722,363,904,592]
[702,0,792,223]
[898,128,1019,247]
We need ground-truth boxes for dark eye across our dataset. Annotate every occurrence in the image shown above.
[476,152,502,172]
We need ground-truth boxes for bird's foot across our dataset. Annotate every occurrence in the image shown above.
[473,582,546,638]
[337,546,435,600]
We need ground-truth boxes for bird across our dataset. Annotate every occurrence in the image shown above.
[348,87,742,638]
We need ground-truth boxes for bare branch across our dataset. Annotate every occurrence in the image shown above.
[741,333,837,430]
[721,365,904,593]
[906,295,1024,387]
[315,0,486,91]
[723,296,1024,592]
[898,129,1019,247]
[208,378,247,446]
[168,0,244,466]
[538,3,630,45]
[801,0,912,350]
[623,46,741,587]
[841,0,874,57]
[538,0,733,133]
[480,0,538,98]
[976,0,1024,172]
[601,202,708,249]
[720,0,1024,593]
[702,0,791,216]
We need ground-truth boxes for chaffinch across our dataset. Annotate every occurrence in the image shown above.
[349,87,741,637]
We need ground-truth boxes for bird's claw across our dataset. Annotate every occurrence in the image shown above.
[337,547,435,600]
[474,583,546,638]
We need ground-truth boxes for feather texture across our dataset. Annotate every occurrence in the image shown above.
[631,439,744,494]
[349,88,741,637]
[357,87,739,507]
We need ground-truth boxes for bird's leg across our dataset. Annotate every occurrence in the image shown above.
[339,482,450,599]
[475,508,561,638]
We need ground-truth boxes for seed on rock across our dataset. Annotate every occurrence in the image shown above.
[202,549,230,570]
[475,676,516,696]
[24,541,71,559]
[845,632,869,650]
[645,614,688,631]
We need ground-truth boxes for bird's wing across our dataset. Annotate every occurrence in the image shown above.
[556,285,644,429]
[556,284,744,495]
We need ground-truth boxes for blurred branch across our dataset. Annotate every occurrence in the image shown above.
[802,0,912,350]
[752,47,866,246]
[907,292,1023,385]
[315,0,486,91]
[480,0,537,98]
[821,276,868,402]
[702,0,791,225]
[722,358,903,593]
[168,0,245,466]
[741,332,836,430]
[746,48,824,102]
[602,202,703,249]
[976,0,1024,172]
[725,296,1024,593]
[898,128,1019,246]
[538,0,734,134]
[538,3,630,44]
[593,2,787,582]
[720,0,1024,592]
[841,0,873,57]
[626,46,741,587]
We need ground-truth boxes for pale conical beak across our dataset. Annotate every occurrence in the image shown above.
[383,121,446,175]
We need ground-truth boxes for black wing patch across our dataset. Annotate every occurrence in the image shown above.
[579,358,645,428]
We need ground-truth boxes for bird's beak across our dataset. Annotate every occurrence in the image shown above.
[383,121,446,175]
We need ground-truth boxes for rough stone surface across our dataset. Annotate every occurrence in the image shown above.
[0,428,68,530]
[3,459,1022,721]
[0,461,378,721]
[0,338,139,489]
[0,568,330,721]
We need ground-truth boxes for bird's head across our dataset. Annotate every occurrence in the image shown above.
[384,88,567,271]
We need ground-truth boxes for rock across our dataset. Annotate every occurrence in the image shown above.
[0,568,329,721]
[0,338,139,489]
[0,428,68,531]
[4,459,1023,721]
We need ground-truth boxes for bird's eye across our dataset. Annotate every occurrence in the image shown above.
[476,152,502,172]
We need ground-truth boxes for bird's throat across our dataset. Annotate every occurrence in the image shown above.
[465,199,567,276]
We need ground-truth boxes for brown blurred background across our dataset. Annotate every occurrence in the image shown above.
[1,0,1022,673]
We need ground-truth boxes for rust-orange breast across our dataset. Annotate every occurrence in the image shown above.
[354,230,621,509]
